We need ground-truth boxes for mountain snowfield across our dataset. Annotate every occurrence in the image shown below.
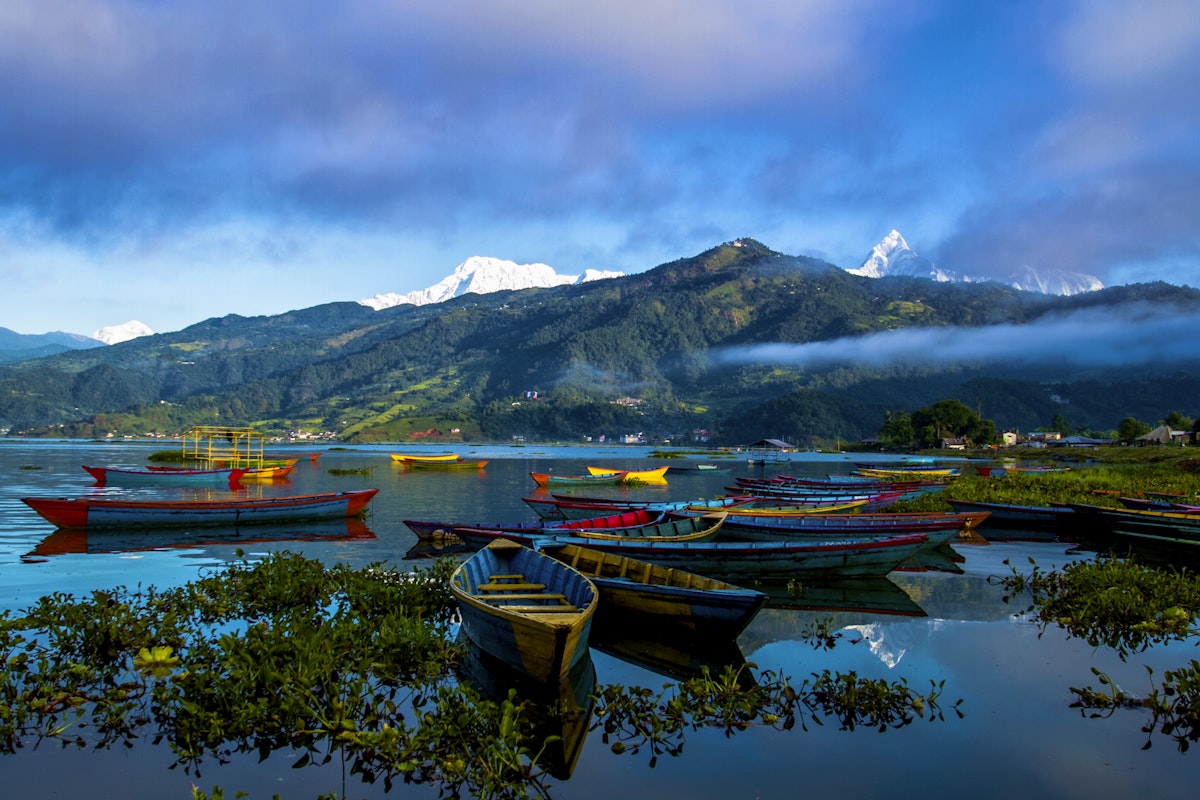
[92,320,154,345]
[849,230,1104,295]
[359,256,624,310]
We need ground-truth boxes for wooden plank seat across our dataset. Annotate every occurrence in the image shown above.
[492,604,579,613]
[477,582,546,592]
[474,571,578,611]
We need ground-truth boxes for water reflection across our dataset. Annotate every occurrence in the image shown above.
[590,626,750,684]
[456,645,597,780]
[23,517,376,560]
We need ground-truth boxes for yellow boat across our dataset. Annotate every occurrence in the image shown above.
[238,464,296,482]
[584,465,670,483]
[391,453,462,463]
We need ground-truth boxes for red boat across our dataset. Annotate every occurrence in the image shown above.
[22,489,379,530]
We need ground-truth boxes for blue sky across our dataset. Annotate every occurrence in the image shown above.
[2,0,1198,337]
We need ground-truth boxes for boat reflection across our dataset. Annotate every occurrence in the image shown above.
[754,576,926,617]
[457,645,597,780]
[894,541,966,574]
[590,624,751,684]
[403,537,470,561]
[24,517,376,560]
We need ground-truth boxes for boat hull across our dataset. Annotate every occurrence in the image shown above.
[540,542,767,641]
[533,532,929,580]
[22,489,379,530]
[450,540,597,684]
[83,465,247,487]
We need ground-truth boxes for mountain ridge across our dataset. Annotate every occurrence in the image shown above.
[2,238,1195,444]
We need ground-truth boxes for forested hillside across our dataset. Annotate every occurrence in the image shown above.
[3,240,1198,445]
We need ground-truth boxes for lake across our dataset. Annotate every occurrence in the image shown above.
[1,439,1197,799]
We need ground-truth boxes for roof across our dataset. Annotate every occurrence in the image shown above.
[1136,425,1175,444]
[748,438,795,449]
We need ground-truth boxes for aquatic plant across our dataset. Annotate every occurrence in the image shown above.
[999,555,1200,751]
[593,663,956,766]
[1,553,959,798]
[998,554,1200,657]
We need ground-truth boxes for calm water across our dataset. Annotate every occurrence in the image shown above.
[1,440,1197,799]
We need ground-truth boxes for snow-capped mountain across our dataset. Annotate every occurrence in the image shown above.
[360,256,623,310]
[93,320,154,345]
[847,230,1103,296]
[847,230,963,282]
[1005,266,1104,295]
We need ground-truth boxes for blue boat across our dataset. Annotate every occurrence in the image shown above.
[449,539,598,684]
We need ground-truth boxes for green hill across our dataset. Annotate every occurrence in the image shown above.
[3,239,1198,445]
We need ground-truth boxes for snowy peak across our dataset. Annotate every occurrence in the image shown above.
[360,257,623,310]
[1006,266,1105,296]
[93,320,154,345]
[847,230,960,282]
[846,230,1103,296]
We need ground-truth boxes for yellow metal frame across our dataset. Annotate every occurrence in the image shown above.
[181,426,267,468]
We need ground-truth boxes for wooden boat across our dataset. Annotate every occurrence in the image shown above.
[390,453,462,463]
[690,499,874,515]
[523,493,752,521]
[667,463,732,474]
[405,458,488,471]
[21,489,379,530]
[538,541,767,641]
[1067,504,1200,546]
[449,511,729,550]
[82,465,247,487]
[237,464,295,481]
[708,511,981,549]
[530,471,625,487]
[520,531,930,580]
[1116,496,1200,512]
[449,539,598,683]
[854,465,961,478]
[405,507,668,541]
[584,465,670,482]
[946,499,1076,536]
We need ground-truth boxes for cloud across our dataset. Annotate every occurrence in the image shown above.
[713,303,1200,370]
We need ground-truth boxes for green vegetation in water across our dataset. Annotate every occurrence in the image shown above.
[17,465,42,470]
[0,553,958,799]
[887,454,1200,514]
[326,466,373,476]
[998,555,1200,751]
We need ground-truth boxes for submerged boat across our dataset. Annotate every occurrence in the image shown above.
[82,465,247,487]
[450,539,598,683]
[538,541,767,641]
[21,489,379,530]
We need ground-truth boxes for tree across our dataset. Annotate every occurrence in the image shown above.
[1050,413,1073,436]
[878,410,914,449]
[1117,417,1151,443]
[1161,410,1195,431]
[910,399,996,449]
